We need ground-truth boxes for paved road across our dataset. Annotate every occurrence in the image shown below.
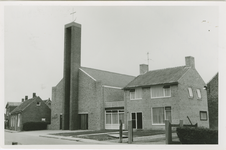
[4,130,92,145]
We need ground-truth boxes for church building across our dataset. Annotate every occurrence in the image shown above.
[49,22,134,130]
[49,22,209,130]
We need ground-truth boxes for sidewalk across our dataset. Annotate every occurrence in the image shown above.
[5,129,179,145]
[39,130,179,144]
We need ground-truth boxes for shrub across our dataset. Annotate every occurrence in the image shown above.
[176,127,218,144]
[23,122,48,131]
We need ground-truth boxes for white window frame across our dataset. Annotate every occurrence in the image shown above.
[151,107,171,125]
[188,87,193,98]
[196,89,202,99]
[17,114,20,127]
[105,109,124,125]
[130,88,142,100]
[150,85,171,99]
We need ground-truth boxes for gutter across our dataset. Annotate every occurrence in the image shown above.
[123,82,179,90]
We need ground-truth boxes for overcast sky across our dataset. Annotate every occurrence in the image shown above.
[2,3,221,104]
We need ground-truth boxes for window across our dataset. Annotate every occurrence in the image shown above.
[200,111,208,121]
[165,107,172,123]
[152,107,172,125]
[36,102,41,106]
[152,107,164,124]
[105,109,124,125]
[188,87,193,98]
[130,88,142,100]
[17,114,20,127]
[196,89,202,99]
[151,85,171,98]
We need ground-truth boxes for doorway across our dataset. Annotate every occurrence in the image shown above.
[79,114,88,130]
[60,114,62,130]
[132,112,143,129]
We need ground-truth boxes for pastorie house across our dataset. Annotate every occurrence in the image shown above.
[49,22,209,130]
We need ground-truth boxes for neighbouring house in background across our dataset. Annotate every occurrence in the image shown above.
[9,93,51,131]
[123,56,209,130]
[48,22,209,131]
[43,98,51,109]
[207,73,218,130]
[5,102,22,129]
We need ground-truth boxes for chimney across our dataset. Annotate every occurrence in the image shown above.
[185,56,195,68]
[33,93,36,98]
[140,64,149,75]
[22,98,24,102]
[25,96,28,100]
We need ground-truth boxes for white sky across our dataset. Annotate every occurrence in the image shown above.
[2,3,221,104]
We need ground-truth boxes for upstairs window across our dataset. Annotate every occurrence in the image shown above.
[196,89,202,99]
[188,87,193,98]
[130,88,142,100]
[36,102,41,106]
[151,85,171,98]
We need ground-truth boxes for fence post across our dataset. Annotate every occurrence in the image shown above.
[119,120,122,143]
[128,121,133,144]
[165,120,172,144]
[180,120,183,127]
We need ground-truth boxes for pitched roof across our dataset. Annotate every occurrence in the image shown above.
[5,102,22,108]
[80,67,135,88]
[11,97,42,115]
[124,66,190,89]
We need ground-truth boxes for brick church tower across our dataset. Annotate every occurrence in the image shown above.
[63,22,81,130]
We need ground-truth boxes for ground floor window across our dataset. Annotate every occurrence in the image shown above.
[105,109,124,129]
[152,106,171,125]
[17,114,20,127]
[200,111,208,121]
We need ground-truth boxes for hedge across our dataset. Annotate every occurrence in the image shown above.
[23,122,48,131]
[176,127,218,144]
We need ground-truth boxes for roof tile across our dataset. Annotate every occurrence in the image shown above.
[80,67,135,88]
[124,66,190,89]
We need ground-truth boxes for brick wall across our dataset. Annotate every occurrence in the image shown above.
[78,69,105,130]
[207,73,218,129]
[124,85,180,130]
[48,79,64,130]
[178,68,209,128]
[104,87,124,102]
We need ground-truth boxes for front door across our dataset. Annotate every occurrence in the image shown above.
[79,114,88,130]
[132,112,143,129]
[60,114,62,130]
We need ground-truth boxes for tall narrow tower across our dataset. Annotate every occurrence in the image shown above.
[63,22,81,130]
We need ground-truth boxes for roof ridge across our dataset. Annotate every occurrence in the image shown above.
[146,65,186,73]
[81,66,135,78]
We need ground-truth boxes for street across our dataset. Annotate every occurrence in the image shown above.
[4,130,99,145]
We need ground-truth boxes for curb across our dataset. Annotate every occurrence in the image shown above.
[39,135,115,144]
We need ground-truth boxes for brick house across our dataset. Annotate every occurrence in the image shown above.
[49,22,209,130]
[207,73,218,129]
[123,56,209,130]
[9,93,51,131]
[5,102,21,129]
